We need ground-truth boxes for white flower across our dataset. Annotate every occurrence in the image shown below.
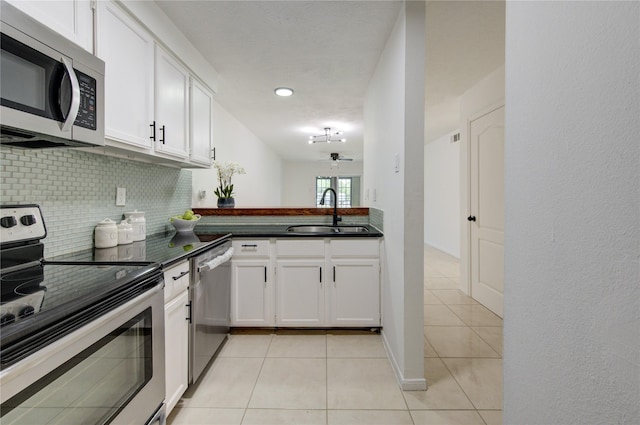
[213,161,246,198]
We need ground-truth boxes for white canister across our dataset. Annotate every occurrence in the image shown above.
[95,218,118,248]
[124,210,146,241]
[117,220,133,245]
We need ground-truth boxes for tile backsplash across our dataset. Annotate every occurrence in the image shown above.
[1,147,192,257]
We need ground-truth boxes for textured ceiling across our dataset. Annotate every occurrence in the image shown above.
[155,1,505,162]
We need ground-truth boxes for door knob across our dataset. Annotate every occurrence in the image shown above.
[467,216,476,222]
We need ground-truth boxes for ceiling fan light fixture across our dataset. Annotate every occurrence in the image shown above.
[308,127,346,144]
[274,87,294,97]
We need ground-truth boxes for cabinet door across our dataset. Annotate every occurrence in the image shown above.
[164,290,189,416]
[155,45,189,159]
[276,261,325,327]
[190,79,213,166]
[96,0,154,149]
[7,0,93,52]
[328,259,380,327]
[231,260,272,326]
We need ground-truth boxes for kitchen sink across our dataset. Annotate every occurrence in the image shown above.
[286,225,369,234]
[335,226,369,233]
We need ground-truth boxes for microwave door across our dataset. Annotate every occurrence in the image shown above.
[0,32,77,143]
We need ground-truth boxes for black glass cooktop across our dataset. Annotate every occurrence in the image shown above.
[0,262,161,349]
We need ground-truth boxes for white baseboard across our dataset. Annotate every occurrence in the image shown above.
[381,330,427,391]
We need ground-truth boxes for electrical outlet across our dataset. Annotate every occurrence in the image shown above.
[116,187,126,206]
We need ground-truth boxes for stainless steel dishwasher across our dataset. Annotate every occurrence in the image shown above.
[189,240,233,384]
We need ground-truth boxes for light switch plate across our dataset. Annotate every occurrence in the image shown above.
[116,187,126,206]
[394,154,400,173]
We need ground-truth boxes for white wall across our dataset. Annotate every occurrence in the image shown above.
[364,2,425,390]
[459,64,505,294]
[424,130,460,257]
[192,101,283,207]
[504,1,639,423]
[282,161,363,207]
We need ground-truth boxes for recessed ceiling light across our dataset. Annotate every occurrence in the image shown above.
[274,87,294,97]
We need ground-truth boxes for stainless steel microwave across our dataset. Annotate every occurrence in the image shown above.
[0,1,105,148]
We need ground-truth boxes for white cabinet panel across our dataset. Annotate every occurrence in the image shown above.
[163,261,190,303]
[164,290,188,416]
[276,261,325,327]
[232,239,270,258]
[96,0,154,149]
[231,260,272,326]
[155,45,189,158]
[7,0,93,52]
[330,239,380,258]
[189,79,213,166]
[276,239,325,257]
[328,259,380,326]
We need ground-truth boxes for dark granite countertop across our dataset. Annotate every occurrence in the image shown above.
[50,231,231,268]
[51,224,382,269]
[194,224,383,238]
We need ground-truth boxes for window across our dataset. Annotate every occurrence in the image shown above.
[316,177,355,208]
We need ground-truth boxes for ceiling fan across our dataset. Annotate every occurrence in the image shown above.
[329,152,352,162]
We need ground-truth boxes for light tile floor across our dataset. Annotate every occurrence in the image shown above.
[168,245,503,425]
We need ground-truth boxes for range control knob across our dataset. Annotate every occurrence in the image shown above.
[18,306,35,318]
[20,214,36,226]
[0,313,16,325]
[0,216,17,228]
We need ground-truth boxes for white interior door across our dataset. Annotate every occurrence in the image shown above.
[470,105,505,317]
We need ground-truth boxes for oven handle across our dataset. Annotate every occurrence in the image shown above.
[145,403,166,425]
[197,247,234,273]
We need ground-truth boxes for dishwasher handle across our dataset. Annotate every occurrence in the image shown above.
[197,247,234,273]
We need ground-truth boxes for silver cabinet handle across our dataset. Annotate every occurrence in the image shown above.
[60,56,80,132]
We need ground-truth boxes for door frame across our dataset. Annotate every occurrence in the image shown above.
[460,100,505,296]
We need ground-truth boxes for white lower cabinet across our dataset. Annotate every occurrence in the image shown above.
[230,237,381,328]
[231,260,273,326]
[231,239,273,326]
[328,259,380,326]
[164,290,189,415]
[163,261,190,416]
[275,260,325,326]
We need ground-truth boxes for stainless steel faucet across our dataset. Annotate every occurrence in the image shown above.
[320,188,342,226]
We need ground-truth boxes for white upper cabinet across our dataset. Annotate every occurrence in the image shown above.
[189,79,214,166]
[96,0,154,150]
[6,0,93,52]
[93,0,214,168]
[155,44,189,159]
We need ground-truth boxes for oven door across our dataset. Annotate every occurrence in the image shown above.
[0,281,165,425]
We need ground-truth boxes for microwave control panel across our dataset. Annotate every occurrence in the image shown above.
[74,70,97,130]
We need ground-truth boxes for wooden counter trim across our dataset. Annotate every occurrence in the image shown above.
[193,207,369,216]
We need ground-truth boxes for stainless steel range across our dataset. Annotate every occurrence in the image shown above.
[0,205,166,425]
